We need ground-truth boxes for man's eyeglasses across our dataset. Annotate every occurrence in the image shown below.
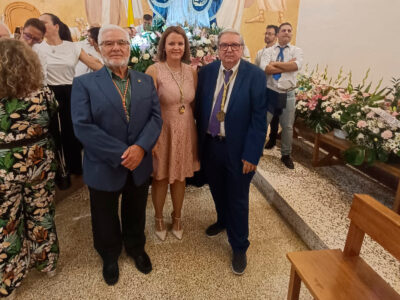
[219,43,242,51]
[100,40,130,48]
[22,32,42,44]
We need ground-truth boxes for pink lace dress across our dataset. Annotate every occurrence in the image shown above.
[152,62,200,183]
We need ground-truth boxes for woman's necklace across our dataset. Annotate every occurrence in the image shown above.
[165,62,185,114]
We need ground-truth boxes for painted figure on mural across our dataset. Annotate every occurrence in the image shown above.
[148,0,223,27]
[245,0,287,24]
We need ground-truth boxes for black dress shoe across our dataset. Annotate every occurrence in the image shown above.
[205,223,225,237]
[131,251,152,274]
[264,139,276,149]
[232,252,247,275]
[281,155,294,169]
[103,261,119,285]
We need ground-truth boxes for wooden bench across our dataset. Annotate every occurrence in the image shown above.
[294,121,400,214]
[286,194,400,300]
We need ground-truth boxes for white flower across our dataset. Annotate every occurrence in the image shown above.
[372,128,380,134]
[356,133,364,140]
[196,50,205,58]
[142,53,150,60]
[131,57,139,64]
[204,47,209,52]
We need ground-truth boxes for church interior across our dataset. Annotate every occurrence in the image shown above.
[1,0,400,299]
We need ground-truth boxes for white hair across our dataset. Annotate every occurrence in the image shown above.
[98,24,129,46]
[217,28,244,46]
[0,22,11,37]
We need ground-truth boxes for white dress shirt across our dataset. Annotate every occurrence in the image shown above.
[259,43,303,92]
[209,60,241,137]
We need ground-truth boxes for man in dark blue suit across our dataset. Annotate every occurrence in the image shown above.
[71,25,162,285]
[196,29,267,275]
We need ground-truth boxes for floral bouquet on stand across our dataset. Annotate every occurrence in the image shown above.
[295,66,349,133]
[184,25,221,70]
[129,30,161,72]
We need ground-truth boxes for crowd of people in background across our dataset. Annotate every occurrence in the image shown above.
[0,14,302,298]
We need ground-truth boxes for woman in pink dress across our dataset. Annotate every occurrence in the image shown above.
[146,26,200,241]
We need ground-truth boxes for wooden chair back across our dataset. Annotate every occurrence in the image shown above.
[343,194,400,259]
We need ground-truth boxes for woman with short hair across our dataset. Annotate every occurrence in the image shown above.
[0,39,59,299]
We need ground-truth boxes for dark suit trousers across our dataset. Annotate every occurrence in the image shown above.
[89,174,149,262]
[203,135,254,253]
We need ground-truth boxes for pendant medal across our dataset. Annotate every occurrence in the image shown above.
[217,111,225,122]
[179,105,185,114]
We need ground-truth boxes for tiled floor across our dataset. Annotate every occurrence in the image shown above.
[256,138,400,293]
[15,184,311,299]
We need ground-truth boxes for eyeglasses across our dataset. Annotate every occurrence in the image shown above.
[219,43,242,51]
[22,32,43,44]
[100,40,130,48]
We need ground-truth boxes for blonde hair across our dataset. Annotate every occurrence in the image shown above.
[0,39,43,98]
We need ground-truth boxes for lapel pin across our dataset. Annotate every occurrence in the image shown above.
[138,79,141,83]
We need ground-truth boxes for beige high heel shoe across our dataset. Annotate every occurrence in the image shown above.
[171,212,183,240]
[155,217,167,241]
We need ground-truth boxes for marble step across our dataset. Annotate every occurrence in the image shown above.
[253,137,400,293]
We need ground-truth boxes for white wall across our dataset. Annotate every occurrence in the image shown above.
[296,0,400,87]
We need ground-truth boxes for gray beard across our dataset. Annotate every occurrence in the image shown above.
[103,56,130,68]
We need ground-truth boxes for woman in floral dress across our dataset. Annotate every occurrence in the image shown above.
[0,39,59,298]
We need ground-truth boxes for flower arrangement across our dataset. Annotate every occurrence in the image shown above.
[185,25,221,70]
[296,67,399,165]
[128,17,222,72]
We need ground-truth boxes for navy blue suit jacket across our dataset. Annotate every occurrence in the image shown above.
[71,67,162,191]
[195,59,267,169]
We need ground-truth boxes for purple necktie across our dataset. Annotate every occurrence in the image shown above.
[208,70,233,137]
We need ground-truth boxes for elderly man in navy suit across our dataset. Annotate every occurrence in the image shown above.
[196,29,267,275]
[71,24,162,285]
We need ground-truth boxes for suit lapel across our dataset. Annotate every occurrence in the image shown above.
[204,61,220,120]
[227,60,246,114]
[128,70,140,120]
[95,67,128,123]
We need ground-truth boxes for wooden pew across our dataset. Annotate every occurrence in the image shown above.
[286,194,400,300]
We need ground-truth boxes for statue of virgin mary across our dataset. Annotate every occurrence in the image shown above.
[148,0,223,28]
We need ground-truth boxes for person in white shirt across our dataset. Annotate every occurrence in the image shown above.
[136,14,152,35]
[0,22,11,38]
[255,25,282,150]
[36,13,103,180]
[75,27,103,77]
[19,18,48,84]
[259,22,303,169]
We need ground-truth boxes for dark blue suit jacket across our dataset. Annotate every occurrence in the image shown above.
[195,59,267,169]
[71,67,162,191]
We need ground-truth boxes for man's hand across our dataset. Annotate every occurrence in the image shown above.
[242,159,257,174]
[121,145,145,171]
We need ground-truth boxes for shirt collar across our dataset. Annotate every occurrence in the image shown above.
[219,59,241,74]
[105,66,129,80]
[274,42,291,50]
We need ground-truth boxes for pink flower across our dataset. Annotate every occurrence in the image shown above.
[340,93,352,101]
[366,111,375,118]
[307,99,318,111]
[325,106,333,113]
[321,96,329,101]
[381,130,393,140]
[190,57,202,69]
[392,112,399,117]
[203,54,216,65]
[357,120,367,128]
